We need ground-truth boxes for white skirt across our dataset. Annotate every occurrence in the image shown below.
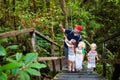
[75,54,83,69]
[68,54,75,62]
[87,62,96,68]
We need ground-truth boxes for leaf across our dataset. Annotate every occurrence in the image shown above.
[26,68,41,76]
[19,71,30,80]
[29,63,46,69]
[6,45,19,50]
[23,53,38,65]
[0,46,6,56]
[0,38,8,43]
[11,68,19,75]
[16,53,22,61]
[1,62,21,70]
[6,57,17,63]
[0,72,7,80]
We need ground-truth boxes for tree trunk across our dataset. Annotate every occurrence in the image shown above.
[59,0,68,28]
[46,0,50,12]
[4,0,7,25]
[32,0,36,13]
[12,0,19,42]
[3,0,9,27]
[13,0,16,30]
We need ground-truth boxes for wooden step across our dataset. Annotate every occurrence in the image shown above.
[53,70,104,80]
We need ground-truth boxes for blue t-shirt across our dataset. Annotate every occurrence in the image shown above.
[64,29,82,48]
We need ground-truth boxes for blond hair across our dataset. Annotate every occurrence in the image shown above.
[90,43,97,49]
[78,41,86,49]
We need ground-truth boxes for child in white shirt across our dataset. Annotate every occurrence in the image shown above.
[75,41,86,71]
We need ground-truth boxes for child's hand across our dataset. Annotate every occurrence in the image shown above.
[97,58,99,61]
[80,50,82,54]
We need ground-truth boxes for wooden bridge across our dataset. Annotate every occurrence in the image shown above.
[0,28,120,80]
[53,71,103,80]
[53,64,104,80]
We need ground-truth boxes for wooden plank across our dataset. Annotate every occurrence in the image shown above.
[35,30,60,47]
[0,28,34,38]
[37,56,65,61]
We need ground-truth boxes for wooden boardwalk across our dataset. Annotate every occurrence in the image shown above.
[53,66,104,80]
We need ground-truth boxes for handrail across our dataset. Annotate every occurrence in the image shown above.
[0,28,60,47]
[0,28,34,38]
[97,31,120,44]
[0,28,64,77]
[84,40,91,46]
[35,30,60,47]
[37,56,65,61]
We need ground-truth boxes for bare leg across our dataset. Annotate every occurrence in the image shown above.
[72,62,75,71]
[68,62,72,71]
[66,58,69,66]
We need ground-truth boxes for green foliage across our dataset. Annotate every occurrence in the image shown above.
[107,0,120,4]
[0,72,7,80]
[26,68,40,76]
[0,38,8,43]
[96,63,103,76]
[16,52,23,61]
[66,1,103,39]
[1,0,120,79]
[36,36,50,56]
[6,45,19,50]
[23,53,38,65]
[29,63,46,69]
[0,46,46,80]
[1,62,21,70]
[19,71,30,80]
[0,46,7,56]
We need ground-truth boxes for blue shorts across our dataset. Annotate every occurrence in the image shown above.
[64,47,68,58]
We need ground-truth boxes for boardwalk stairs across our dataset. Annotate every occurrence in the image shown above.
[53,64,104,80]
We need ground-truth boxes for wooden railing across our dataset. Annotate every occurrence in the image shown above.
[2,28,120,79]
[97,31,120,77]
[0,28,65,77]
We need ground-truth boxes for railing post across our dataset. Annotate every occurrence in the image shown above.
[102,42,106,77]
[31,31,41,80]
[31,31,36,52]
[50,43,56,76]
[59,47,62,70]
